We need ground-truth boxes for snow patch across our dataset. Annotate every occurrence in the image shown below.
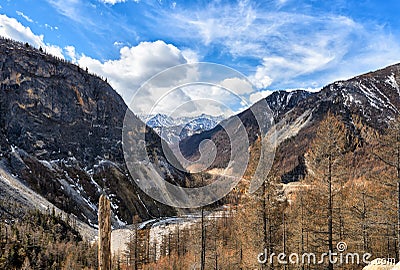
[38,160,55,171]
[386,74,400,96]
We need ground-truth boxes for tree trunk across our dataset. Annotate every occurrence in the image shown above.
[328,155,333,270]
[283,213,287,270]
[201,175,206,270]
[397,173,400,262]
[300,192,305,270]
[201,206,206,270]
[262,182,268,270]
[362,192,368,253]
[98,194,111,270]
[397,141,400,262]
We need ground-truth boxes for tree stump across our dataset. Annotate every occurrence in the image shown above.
[98,194,111,270]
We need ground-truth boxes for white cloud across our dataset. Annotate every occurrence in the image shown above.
[16,11,33,23]
[181,49,199,63]
[113,41,124,47]
[0,14,64,58]
[47,0,78,18]
[153,2,400,91]
[171,9,354,88]
[219,77,253,95]
[47,0,138,39]
[64,45,77,63]
[249,68,273,89]
[47,0,91,25]
[78,40,191,107]
[276,0,289,8]
[44,23,58,30]
[100,0,127,4]
[77,41,256,117]
[249,90,274,104]
[162,84,242,117]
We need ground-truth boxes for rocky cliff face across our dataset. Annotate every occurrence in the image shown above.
[0,37,188,226]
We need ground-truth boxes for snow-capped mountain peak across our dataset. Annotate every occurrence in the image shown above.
[145,113,175,128]
[143,113,225,145]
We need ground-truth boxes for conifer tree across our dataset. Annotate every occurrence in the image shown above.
[371,117,400,261]
[305,112,347,270]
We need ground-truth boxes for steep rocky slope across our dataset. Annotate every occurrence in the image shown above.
[0,37,189,226]
[274,63,400,182]
[179,90,313,169]
[179,64,400,183]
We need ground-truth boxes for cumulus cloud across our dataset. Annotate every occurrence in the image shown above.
[64,45,77,63]
[249,69,273,89]
[78,42,255,117]
[147,83,242,118]
[179,84,245,117]
[0,14,64,58]
[181,49,199,63]
[78,40,192,110]
[249,90,274,104]
[219,77,253,95]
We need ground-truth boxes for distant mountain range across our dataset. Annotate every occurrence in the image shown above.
[142,113,224,144]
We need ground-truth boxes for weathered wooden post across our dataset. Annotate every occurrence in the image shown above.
[98,194,111,270]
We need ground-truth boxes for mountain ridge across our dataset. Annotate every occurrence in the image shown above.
[179,63,400,183]
[0,37,190,227]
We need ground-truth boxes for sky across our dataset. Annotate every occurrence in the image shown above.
[1,0,400,117]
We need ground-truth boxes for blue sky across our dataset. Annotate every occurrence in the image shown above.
[1,0,400,116]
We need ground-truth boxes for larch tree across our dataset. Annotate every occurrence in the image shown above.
[371,117,400,261]
[305,112,347,270]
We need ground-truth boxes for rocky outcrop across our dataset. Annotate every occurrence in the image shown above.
[0,37,189,226]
